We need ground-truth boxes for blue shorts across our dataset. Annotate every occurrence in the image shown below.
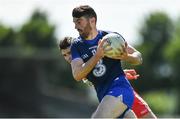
[106,75,134,109]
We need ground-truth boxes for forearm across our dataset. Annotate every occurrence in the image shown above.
[125,51,142,65]
[72,54,101,81]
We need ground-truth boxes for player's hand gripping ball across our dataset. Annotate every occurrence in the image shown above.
[102,33,126,59]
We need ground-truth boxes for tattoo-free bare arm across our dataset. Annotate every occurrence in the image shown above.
[124,44,143,65]
[71,53,101,81]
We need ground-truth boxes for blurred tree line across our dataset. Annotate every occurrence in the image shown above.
[0,9,180,117]
[128,12,180,116]
[0,9,87,117]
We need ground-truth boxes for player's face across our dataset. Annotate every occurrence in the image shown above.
[61,47,72,64]
[73,17,92,38]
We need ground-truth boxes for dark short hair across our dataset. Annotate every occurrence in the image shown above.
[59,37,73,50]
[72,5,97,20]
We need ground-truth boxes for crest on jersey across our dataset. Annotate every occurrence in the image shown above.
[93,59,106,77]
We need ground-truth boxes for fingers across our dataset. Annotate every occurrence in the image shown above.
[96,39,109,59]
[126,73,135,80]
[126,69,136,75]
[121,41,128,54]
[135,74,140,78]
[98,38,107,48]
[104,46,112,52]
[103,41,112,52]
[124,69,140,80]
[99,38,112,52]
[126,73,139,80]
[125,41,128,47]
[121,44,127,54]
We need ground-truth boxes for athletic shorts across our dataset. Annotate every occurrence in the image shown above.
[132,91,150,118]
[106,75,134,109]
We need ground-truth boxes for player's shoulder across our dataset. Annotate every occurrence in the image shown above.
[71,37,82,44]
[71,37,85,49]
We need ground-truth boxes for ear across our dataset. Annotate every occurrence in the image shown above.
[90,17,96,24]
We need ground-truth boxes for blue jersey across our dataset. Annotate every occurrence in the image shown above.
[71,30,134,108]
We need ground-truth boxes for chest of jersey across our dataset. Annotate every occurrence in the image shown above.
[72,31,124,87]
[79,43,97,62]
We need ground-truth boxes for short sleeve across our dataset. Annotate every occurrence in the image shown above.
[71,43,81,60]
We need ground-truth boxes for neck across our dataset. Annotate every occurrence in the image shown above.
[86,29,98,40]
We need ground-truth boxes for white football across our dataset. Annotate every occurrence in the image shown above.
[102,33,126,59]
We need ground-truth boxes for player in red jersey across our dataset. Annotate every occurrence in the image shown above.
[59,37,157,118]
[124,69,156,118]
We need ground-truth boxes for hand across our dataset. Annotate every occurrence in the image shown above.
[110,41,128,60]
[96,38,112,59]
[124,69,140,80]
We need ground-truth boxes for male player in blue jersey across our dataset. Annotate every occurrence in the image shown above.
[59,37,157,118]
[70,5,143,118]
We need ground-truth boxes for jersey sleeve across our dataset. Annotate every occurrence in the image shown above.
[71,43,81,60]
